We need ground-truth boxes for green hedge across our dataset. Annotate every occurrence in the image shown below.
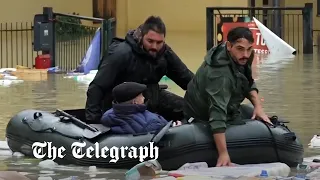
[55,12,97,41]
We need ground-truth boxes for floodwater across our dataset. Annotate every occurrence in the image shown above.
[0,32,319,179]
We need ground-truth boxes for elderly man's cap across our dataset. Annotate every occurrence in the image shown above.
[112,82,147,103]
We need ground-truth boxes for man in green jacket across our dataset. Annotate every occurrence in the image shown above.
[183,27,272,167]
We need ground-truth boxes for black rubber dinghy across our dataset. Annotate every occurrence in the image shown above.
[6,104,303,170]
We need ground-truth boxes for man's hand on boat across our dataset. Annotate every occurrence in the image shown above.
[251,106,273,125]
[216,151,233,167]
[214,133,235,167]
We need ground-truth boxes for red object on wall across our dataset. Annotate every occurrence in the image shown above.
[34,54,51,69]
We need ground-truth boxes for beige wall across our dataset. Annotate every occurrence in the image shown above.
[116,0,249,36]
[115,0,316,53]
[1,0,316,39]
[0,0,317,35]
[0,0,92,23]
[0,0,318,68]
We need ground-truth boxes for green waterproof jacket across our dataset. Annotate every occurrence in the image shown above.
[183,42,258,133]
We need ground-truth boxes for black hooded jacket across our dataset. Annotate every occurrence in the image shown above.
[85,30,194,122]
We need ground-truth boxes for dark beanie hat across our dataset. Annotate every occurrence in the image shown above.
[112,82,147,103]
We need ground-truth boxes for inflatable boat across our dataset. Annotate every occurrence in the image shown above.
[5,104,303,170]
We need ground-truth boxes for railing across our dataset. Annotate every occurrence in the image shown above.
[206,3,313,54]
[0,22,38,68]
[39,8,117,72]
[0,7,116,70]
[54,13,100,72]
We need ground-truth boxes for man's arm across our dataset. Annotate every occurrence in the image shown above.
[214,133,228,159]
[246,82,262,108]
[165,45,194,90]
[206,75,232,156]
[85,50,128,122]
[245,81,272,123]
[247,88,262,108]
[245,55,260,107]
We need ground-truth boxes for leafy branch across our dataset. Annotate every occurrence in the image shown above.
[55,12,97,41]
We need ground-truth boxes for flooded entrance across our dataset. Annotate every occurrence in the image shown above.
[0,32,319,179]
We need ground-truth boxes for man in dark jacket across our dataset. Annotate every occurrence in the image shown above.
[183,27,272,167]
[101,82,181,134]
[85,16,194,123]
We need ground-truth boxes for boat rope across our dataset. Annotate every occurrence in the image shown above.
[262,121,281,162]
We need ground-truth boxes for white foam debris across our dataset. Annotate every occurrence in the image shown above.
[39,170,55,174]
[89,166,97,172]
[85,166,110,176]
[58,177,79,180]
[38,176,53,180]
[12,152,25,157]
[38,160,58,169]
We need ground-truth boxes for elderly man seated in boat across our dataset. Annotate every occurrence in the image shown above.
[183,27,272,167]
[101,82,182,134]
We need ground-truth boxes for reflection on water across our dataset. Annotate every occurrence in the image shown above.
[0,156,125,179]
[0,32,319,179]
